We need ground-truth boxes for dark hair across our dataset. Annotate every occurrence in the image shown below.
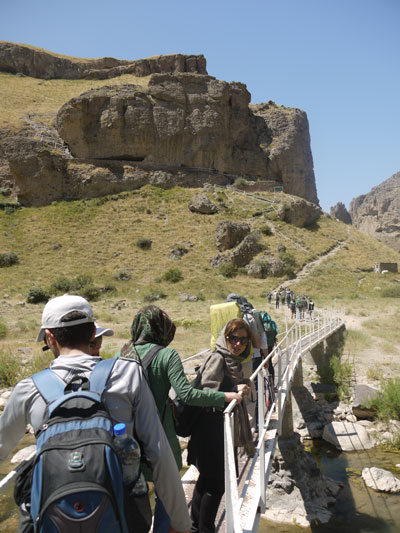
[49,311,95,348]
[224,318,250,339]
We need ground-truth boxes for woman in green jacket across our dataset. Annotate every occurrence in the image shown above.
[117,305,245,533]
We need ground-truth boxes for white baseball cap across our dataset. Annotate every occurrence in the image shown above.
[95,324,114,338]
[37,294,95,342]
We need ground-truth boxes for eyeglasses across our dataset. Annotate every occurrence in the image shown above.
[227,334,249,346]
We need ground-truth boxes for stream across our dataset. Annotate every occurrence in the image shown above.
[260,440,400,532]
[1,437,400,532]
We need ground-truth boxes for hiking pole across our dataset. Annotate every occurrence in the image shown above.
[0,449,36,492]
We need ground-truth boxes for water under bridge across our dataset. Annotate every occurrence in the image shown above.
[181,309,345,532]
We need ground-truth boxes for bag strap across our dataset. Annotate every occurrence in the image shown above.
[32,369,66,404]
[141,345,163,371]
[89,357,118,395]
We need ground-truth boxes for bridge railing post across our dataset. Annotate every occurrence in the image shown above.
[224,411,241,533]
[258,371,266,514]
[278,346,282,433]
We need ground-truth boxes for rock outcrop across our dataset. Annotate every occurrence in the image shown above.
[0,41,207,79]
[265,435,342,528]
[349,172,400,252]
[188,193,218,214]
[330,202,352,224]
[2,44,320,207]
[214,221,251,251]
[251,102,318,204]
[277,196,322,227]
[322,421,375,451]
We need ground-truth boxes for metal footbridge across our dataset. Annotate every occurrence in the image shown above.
[181,309,344,532]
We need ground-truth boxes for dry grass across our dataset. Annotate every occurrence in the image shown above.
[0,72,150,130]
[0,185,399,370]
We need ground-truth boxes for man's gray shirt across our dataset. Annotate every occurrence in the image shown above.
[0,353,191,531]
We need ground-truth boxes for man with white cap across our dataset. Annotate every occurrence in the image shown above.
[0,294,191,533]
[89,323,114,356]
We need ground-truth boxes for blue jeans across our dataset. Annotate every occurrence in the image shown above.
[154,493,170,533]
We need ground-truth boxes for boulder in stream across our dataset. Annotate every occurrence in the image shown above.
[322,421,375,451]
[362,467,400,493]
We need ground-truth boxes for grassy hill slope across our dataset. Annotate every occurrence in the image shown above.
[0,186,399,367]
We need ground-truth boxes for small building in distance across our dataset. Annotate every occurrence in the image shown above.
[375,262,398,273]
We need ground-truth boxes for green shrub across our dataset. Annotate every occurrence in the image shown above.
[261,224,272,236]
[331,355,353,401]
[102,284,117,294]
[49,276,73,294]
[27,286,50,304]
[366,378,400,421]
[0,352,20,387]
[136,238,152,250]
[114,270,132,281]
[0,321,7,339]
[162,268,183,283]
[0,252,19,267]
[233,177,248,187]
[74,274,94,289]
[279,251,297,278]
[218,263,238,278]
[79,285,101,301]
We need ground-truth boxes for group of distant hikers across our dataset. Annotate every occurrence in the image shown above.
[266,288,315,320]
[0,292,280,533]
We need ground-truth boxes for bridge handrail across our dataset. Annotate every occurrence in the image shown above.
[223,307,344,533]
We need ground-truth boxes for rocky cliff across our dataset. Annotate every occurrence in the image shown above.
[0,43,319,207]
[330,202,352,224]
[0,41,207,79]
[349,172,400,252]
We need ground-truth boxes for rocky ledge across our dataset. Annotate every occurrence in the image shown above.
[0,41,207,80]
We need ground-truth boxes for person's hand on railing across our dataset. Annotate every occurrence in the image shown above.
[224,391,244,404]
[237,383,251,396]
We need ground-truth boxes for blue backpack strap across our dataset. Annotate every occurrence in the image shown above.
[90,357,118,395]
[32,369,66,404]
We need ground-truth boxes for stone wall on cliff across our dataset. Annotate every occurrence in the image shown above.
[0,41,207,80]
[349,172,400,253]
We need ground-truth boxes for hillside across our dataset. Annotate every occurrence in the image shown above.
[0,185,399,368]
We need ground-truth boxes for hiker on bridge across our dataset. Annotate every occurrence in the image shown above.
[116,305,243,533]
[290,298,296,319]
[308,298,315,319]
[187,318,253,533]
[88,322,114,356]
[275,290,280,309]
[0,295,192,533]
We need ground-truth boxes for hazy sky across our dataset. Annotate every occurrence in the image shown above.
[1,0,399,211]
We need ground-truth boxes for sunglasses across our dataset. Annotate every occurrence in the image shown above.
[227,334,249,346]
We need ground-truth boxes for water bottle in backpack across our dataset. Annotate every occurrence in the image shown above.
[113,423,148,496]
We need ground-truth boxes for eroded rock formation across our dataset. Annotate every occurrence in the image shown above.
[330,202,352,224]
[1,43,319,208]
[349,172,400,252]
[0,41,207,80]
